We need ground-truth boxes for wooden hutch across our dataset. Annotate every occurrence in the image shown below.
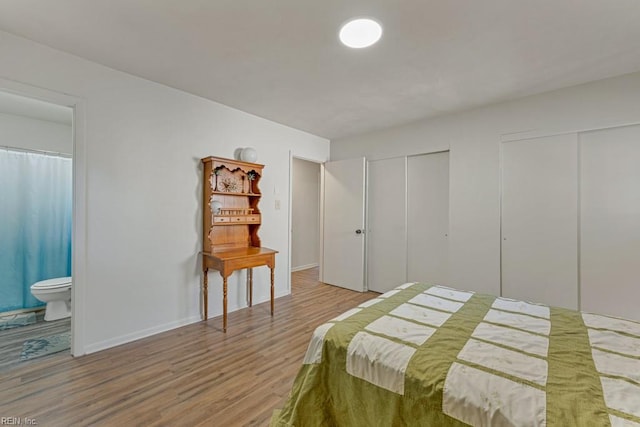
[201,156,277,331]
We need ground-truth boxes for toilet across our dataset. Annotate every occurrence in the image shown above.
[30,277,72,321]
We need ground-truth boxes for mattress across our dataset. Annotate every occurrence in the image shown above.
[271,283,640,426]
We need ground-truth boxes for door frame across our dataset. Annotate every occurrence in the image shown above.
[287,151,326,292]
[0,78,87,356]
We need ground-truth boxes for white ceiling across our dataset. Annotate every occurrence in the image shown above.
[1,1,639,139]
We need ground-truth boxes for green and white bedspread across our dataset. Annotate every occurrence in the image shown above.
[272,283,640,427]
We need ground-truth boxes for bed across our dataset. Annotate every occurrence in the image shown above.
[271,283,640,426]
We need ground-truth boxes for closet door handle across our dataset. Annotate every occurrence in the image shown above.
[355,229,363,235]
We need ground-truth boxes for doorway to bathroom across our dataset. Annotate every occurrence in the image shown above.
[289,156,322,289]
[0,90,74,371]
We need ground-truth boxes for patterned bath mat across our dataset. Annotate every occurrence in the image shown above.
[20,331,70,361]
[0,312,36,330]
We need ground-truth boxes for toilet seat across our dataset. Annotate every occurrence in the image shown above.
[30,277,72,321]
[31,277,72,290]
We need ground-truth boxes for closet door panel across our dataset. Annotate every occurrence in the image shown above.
[367,157,407,292]
[407,152,449,284]
[580,125,640,321]
[502,134,578,309]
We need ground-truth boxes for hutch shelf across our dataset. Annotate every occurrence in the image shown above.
[201,156,277,332]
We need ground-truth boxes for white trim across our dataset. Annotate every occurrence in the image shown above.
[0,78,87,357]
[499,140,504,298]
[84,316,201,354]
[362,157,368,291]
[319,164,326,283]
[288,153,325,289]
[288,151,293,293]
[404,155,409,283]
[291,263,319,273]
[576,133,582,311]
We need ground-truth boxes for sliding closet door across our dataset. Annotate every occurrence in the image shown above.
[580,125,640,321]
[367,157,407,292]
[502,134,578,309]
[407,152,449,284]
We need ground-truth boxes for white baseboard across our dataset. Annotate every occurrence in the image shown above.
[83,315,201,355]
[84,291,296,355]
[291,263,319,272]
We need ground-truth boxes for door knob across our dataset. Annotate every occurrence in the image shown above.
[355,229,363,234]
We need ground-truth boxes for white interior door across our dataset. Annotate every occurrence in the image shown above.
[322,157,366,292]
[367,157,407,292]
[580,124,640,321]
[501,134,578,309]
[407,152,450,285]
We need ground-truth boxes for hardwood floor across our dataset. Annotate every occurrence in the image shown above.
[0,312,70,372]
[0,268,377,426]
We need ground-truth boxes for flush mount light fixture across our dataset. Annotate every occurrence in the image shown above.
[339,18,382,48]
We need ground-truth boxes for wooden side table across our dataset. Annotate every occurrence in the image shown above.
[202,247,278,331]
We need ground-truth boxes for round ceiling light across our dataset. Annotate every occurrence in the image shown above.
[339,18,382,48]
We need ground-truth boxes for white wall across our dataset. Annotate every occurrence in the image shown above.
[0,113,72,154]
[332,71,640,296]
[291,158,320,271]
[0,30,329,353]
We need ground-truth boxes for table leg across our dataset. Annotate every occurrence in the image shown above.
[203,268,208,321]
[270,266,275,316]
[248,268,253,307]
[223,276,228,332]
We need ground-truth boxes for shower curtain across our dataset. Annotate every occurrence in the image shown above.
[0,149,72,312]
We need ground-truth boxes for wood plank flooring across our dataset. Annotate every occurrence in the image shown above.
[0,312,70,372]
[0,268,377,426]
